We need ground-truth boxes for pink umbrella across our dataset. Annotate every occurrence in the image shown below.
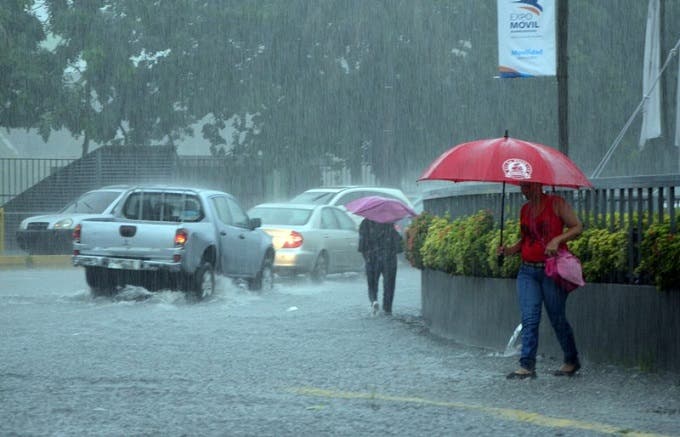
[345,196,417,224]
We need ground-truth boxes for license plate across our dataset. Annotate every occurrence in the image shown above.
[107,259,141,270]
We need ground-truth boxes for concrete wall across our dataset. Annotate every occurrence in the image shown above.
[421,269,680,372]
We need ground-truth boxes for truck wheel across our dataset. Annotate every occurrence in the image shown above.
[310,252,328,283]
[249,255,274,291]
[189,262,215,301]
[85,267,118,297]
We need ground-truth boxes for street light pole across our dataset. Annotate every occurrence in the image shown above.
[557,0,569,156]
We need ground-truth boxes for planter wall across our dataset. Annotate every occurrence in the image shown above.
[421,269,680,372]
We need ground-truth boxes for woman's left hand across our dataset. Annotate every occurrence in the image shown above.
[545,239,559,257]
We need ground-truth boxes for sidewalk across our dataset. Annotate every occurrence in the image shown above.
[0,254,72,269]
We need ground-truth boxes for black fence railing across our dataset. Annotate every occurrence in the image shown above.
[423,174,680,285]
[0,157,77,205]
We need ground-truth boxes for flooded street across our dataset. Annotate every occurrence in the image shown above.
[1,265,678,436]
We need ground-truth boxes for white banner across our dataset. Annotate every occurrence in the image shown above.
[639,0,662,149]
[497,0,556,78]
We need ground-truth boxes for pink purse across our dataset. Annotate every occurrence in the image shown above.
[545,249,585,292]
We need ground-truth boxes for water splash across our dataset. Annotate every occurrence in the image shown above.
[503,323,522,357]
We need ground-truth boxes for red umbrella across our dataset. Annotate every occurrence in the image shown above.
[418,133,592,264]
[419,134,593,189]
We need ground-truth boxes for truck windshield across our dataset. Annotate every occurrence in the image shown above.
[61,191,122,214]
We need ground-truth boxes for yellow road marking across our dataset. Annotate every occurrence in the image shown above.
[289,387,671,437]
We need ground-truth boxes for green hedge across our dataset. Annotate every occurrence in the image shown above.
[404,209,679,291]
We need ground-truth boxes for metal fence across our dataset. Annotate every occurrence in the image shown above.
[0,157,76,205]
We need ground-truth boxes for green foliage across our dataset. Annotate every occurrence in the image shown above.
[420,215,456,273]
[636,221,680,291]
[570,227,628,283]
[412,209,680,291]
[4,1,680,182]
[404,212,434,269]
[451,210,495,276]
[487,220,521,278]
[417,210,495,276]
[0,0,62,131]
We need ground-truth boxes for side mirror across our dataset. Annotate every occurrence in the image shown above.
[249,217,262,229]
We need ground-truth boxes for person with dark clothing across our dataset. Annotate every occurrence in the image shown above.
[358,218,403,315]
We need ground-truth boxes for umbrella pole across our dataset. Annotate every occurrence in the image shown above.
[498,182,506,267]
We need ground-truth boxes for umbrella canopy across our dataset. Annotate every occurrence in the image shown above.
[345,195,417,224]
[418,135,593,189]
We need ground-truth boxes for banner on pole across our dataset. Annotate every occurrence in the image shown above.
[639,0,662,149]
[497,0,556,78]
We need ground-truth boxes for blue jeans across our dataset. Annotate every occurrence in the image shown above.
[516,264,579,370]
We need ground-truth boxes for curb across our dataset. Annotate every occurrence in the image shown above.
[0,255,73,269]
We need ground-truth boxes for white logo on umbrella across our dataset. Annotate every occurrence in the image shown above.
[502,158,532,179]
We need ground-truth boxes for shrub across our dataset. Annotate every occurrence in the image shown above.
[404,212,435,269]
[408,208,679,291]
[636,221,680,291]
[451,210,495,276]
[420,215,457,272]
[486,219,521,278]
[417,211,495,276]
[570,227,628,283]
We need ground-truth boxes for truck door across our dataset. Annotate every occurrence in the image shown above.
[225,197,262,276]
[210,196,242,276]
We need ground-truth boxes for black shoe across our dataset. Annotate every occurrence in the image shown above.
[553,362,581,377]
[506,369,537,380]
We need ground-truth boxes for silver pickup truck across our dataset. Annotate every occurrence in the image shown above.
[72,186,275,299]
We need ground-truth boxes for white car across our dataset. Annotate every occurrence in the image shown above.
[16,186,129,255]
[290,186,415,235]
[248,202,364,282]
[290,186,413,222]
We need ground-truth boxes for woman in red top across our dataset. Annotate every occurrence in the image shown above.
[499,182,583,379]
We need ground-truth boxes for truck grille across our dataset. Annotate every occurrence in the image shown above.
[27,222,49,230]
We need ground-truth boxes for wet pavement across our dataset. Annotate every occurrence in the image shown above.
[1,264,678,436]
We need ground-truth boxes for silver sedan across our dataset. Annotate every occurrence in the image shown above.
[247,203,364,282]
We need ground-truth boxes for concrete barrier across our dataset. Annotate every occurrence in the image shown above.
[421,269,680,372]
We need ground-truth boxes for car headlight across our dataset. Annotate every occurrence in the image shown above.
[54,218,74,229]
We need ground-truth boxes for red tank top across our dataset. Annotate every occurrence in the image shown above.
[520,195,566,263]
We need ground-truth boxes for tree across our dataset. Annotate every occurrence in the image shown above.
[4,0,679,183]
[0,0,62,137]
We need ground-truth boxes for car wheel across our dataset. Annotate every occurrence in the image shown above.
[249,255,274,291]
[85,267,118,297]
[189,262,215,301]
[310,252,328,283]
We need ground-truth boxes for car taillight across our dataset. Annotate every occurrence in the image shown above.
[73,224,81,243]
[175,228,188,247]
[282,230,303,249]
